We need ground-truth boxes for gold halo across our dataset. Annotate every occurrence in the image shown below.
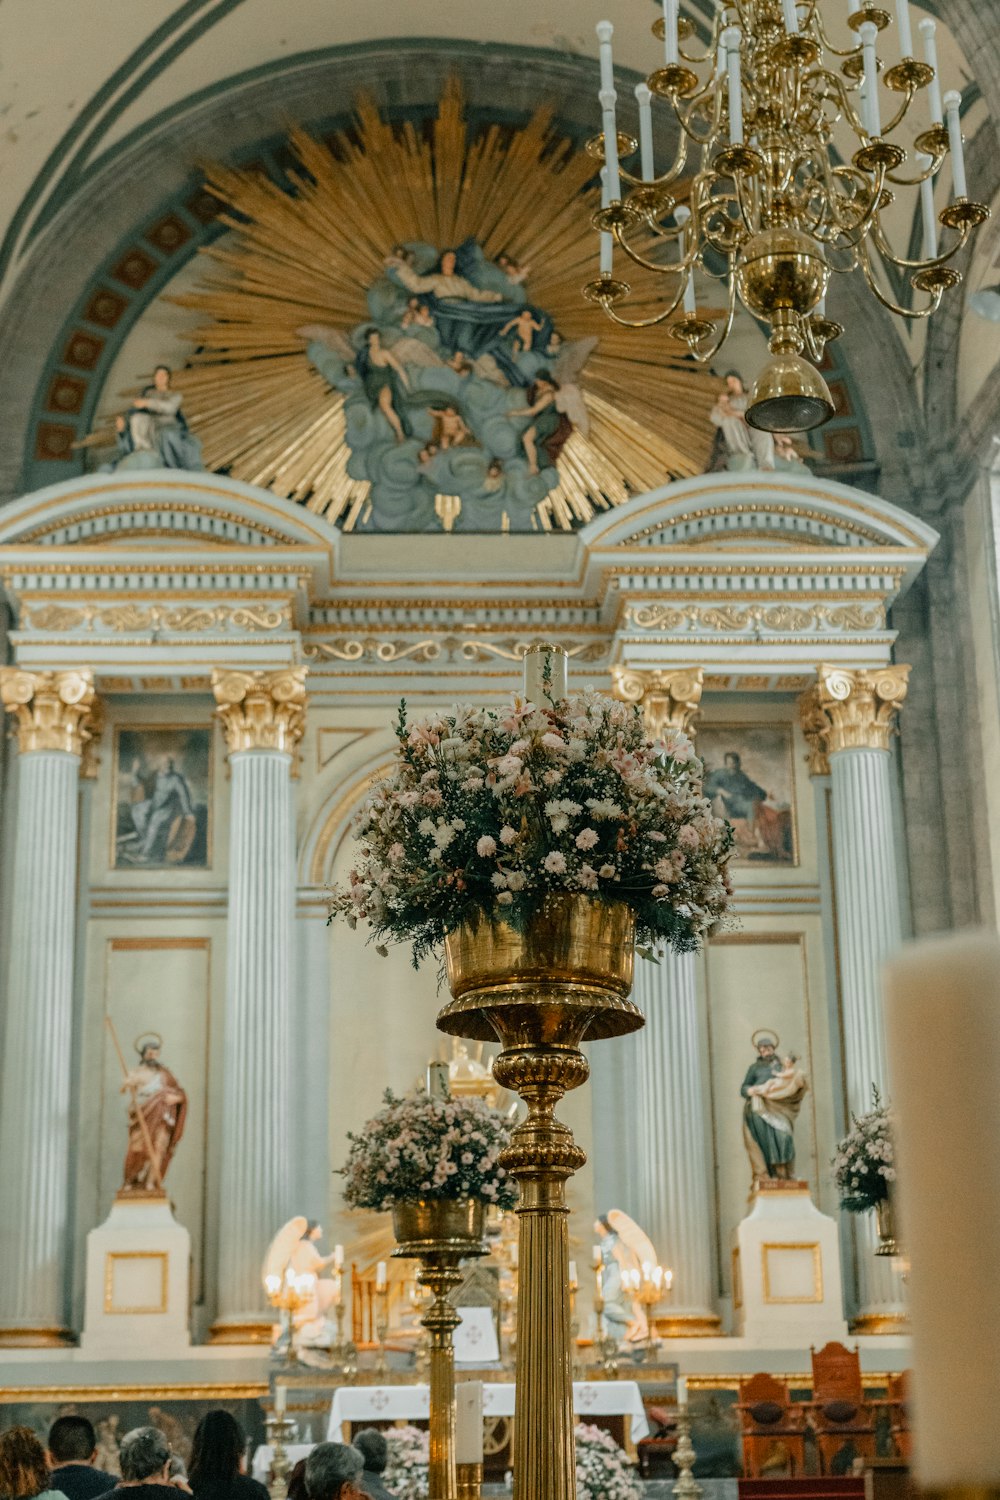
[752,1028,779,1050]
[134,1031,163,1056]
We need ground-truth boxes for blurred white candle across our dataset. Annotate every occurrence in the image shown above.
[330,1270,342,1307]
[592,1243,601,1268]
[569,1260,578,1288]
[860,22,881,136]
[677,1375,688,1406]
[333,1242,344,1269]
[600,87,622,200]
[781,0,799,35]
[662,0,679,64]
[275,1384,287,1415]
[599,167,613,276]
[917,153,938,257]
[376,1260,387,1290]
[596,20,615,92]
[456,1382,484,1465]
[919,19,943,124]
[723,29,744,144]
[884,931,1000,1487]
[894,0,913,58]
[635,83,654,180]
[944,90,967,198]
[510,1239,518,1269]
[522,642,568,703]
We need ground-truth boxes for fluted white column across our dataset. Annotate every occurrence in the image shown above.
[0,669,97,1345]
[622,951,718,1328]
[811,666,910,1330]
[610,666,719,1330]
[212,669,307,1337]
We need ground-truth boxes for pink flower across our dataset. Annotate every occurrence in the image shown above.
[544,851,567,874]
[575,828,598,850]
[476,835,497,857]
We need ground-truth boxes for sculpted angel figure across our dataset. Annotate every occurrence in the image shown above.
[385,247,503,305]
[594,1209,657,1344]
[509,336,595,473]
[501,308,544,353]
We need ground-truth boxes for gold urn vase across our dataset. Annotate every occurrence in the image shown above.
[392,1198,487,1500]
[438,894,642,1500]
[874,1195,898,1258]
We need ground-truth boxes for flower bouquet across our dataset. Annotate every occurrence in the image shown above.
[575,1422,641,1500]
[382,1425,429,1500]
[832,1086,895,1212]
[340,1088,517,1212]
[329,690,733,965]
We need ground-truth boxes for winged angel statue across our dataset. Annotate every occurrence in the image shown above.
[297,237,596,530]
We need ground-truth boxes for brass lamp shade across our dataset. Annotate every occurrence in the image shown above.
[746,353,835,432]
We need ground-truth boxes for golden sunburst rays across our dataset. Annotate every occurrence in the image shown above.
[170,79,719,531]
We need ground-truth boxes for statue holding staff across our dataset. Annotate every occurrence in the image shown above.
[106,1022,188,1192]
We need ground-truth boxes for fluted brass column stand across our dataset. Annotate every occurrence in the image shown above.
[393,1199,487,1500]
[440,895,642,1500]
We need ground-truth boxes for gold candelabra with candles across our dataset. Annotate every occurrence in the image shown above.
[327,1251,358,1378]
[622,1261,674,1361]
[373,1262,391,1381]
[264,1267,317,1365]
[585,0,990,431]
[264,1391,295,1500]
[672,1381,703,1500]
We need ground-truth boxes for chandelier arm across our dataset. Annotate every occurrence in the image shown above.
[870,215,970,270]
[808,67,869,139]
[685,268,740,363]
[886,153,947,188]
[878,86,918,139]
[858,243,944,318]
[612,221,699,277]
[679,13,724,67]
[801,317,824,363]
[597,296,689,329]
[812,12,864,59]
[733,171,761,238]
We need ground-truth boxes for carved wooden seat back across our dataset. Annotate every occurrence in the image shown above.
[811,1343,865,1419]
[737,1373,807,1478]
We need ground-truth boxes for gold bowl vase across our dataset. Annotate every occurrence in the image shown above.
[392,1198,487,1500]
[438,894,642,1500]
[874,1196,898,1257]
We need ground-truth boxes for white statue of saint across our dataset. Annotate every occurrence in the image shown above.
[594,1209,657,1344]
[710,371,776,471]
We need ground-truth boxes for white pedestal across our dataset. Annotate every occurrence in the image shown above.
[81,1196,191,1356]
[734,1182,848,1346]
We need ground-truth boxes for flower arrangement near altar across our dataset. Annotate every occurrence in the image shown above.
[340,1088,517,1211]
[382,1425,429,1500]
[574,1423,641,1500]
[832,1087,895,1212]
[328,691,733,965]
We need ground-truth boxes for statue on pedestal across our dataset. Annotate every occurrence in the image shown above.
[594,1209,657,1344]
[741,1030,808,1184]
[112,1028,188,1193]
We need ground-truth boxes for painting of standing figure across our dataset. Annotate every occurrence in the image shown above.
[113,727,211,869]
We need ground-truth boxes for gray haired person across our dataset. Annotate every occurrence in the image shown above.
[303,1445,365,1500]
[110,1430,190,1498]
[351,1433,395,1500]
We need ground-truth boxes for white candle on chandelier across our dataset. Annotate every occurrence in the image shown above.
[675,205,697,315]
[599,166,613,277]
[859,22,881,137]
[893,0,913,59]
[781,0,799,37]
[943,91,967,199]
[635,83,655,180]
[723,28,744,144]
[662,0,680,65]
[918,153,938,258]
[919,19,944,125]
[596,20,615,93]
[599,87,622,201]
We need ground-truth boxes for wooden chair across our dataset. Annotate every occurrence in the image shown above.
[884,1371,911,1461]
[808,1343,877,1474]
[737,1373,808,1478]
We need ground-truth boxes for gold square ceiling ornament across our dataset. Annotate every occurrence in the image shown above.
[167,81,718,533]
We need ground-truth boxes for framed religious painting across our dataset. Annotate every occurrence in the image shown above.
[698,724,798,865]
[112,726,212,869]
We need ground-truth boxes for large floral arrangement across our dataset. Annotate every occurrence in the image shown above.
[340,1088,517,1211]
[832,1087,895,1212]
[382,1425,429,1500]
[575,1423,641,1500]
[329,691,733,964]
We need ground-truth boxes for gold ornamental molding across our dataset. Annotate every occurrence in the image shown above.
[611,666,704,738]
[803,664,911,759]
[623,601,886,633]
[0,668,100,758]
[212,668,308,754]
[797,683,832,778]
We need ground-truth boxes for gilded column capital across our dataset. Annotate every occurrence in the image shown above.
[212,668,308,754]
[611,667,704,739]
[0,668,100,758]
[814,664,910,754]
[797,684,831,777]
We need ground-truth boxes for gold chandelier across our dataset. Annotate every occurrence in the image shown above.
[584,0,990,431]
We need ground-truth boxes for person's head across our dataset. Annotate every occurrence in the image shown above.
[48,1416,97,1468]
[0,1427,51,1499]
[188,1411,245,1489]
[407,297,419,312]
[724,370,744,394]
[782,1052,798,1068]
[365,329,381,349]
[286,1460,308,1500]
[535,375,557,393]
[593,1214,613,1239]
[351,1431,387,1476]
[138,1036,161,1067]
[119,1427,171,1484]
[440,250,457,276]
[304,1443,364,1500]
[498,252,513,269]
[305,1221,321,1242]
[152,365,171,392]
[724,751,741,770]
[756,1036,777,1060]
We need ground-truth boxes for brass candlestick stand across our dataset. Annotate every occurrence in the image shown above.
[672,1404,702,1500]
[329,1295,358,1379]
[455,1462,483,1500]
[373,1284,390,1382]
[264,1412,295,1500]
[393,1198,487,1500]
[592,1285,620,1378]
[439,893,641,1500]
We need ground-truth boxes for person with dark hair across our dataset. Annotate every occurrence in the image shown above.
[187,1412,266,1500]
[46,1418,115,1500]
[350,1433,395,1500]
[106,1428,188,1500]
[0,1428,68,1500]
[303,1446,364,1500]
[284,1463,307,1500]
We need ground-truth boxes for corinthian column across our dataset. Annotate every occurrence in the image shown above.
[801,665,910,1331]
[0,669,98,1345]
[609,668,719,1331]
[211,668,307,1340]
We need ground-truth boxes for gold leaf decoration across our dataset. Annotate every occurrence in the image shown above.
[169,82,718,532]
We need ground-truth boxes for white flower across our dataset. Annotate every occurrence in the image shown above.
[433,824,456,849]
[499,825,518,845]
[418,817,435,836]
[476,835,497,856]
[544,851,567,873]
[575,827,599,850]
